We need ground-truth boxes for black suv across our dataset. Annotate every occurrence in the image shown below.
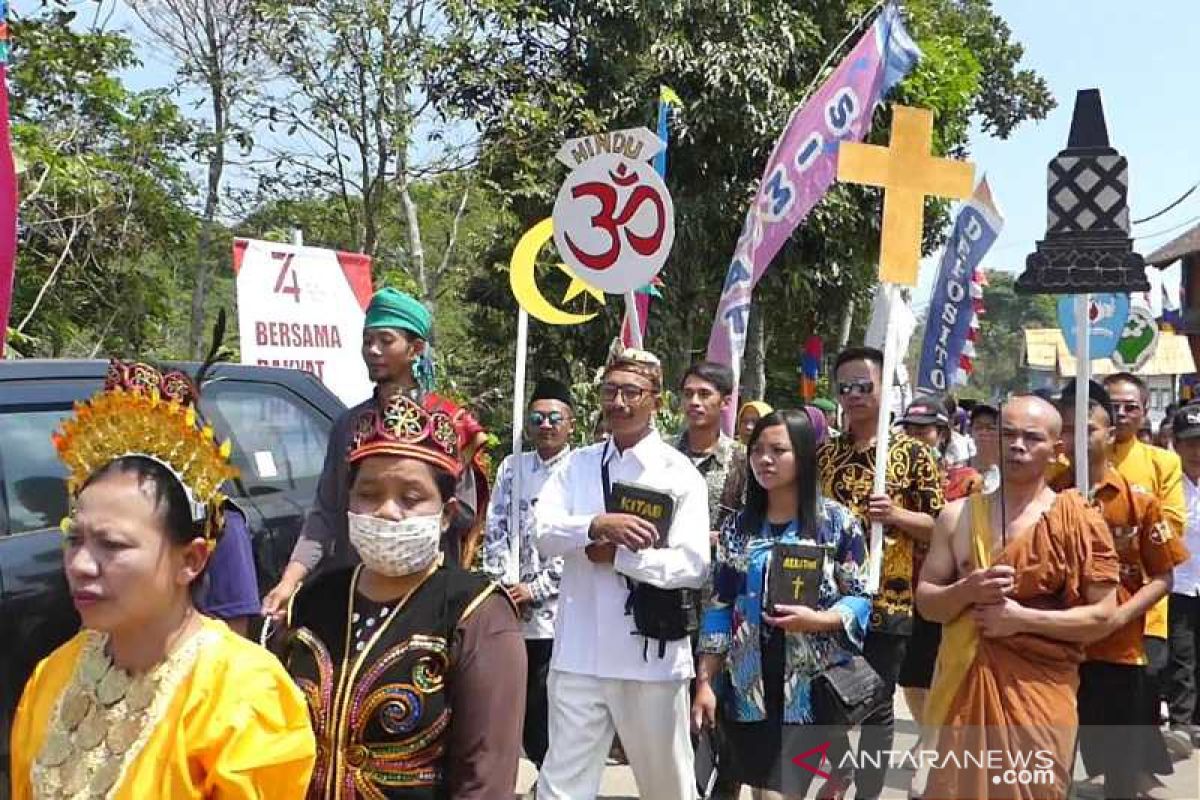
[0,360,345,791]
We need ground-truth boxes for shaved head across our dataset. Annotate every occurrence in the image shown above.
[1004,395,1063,438]
[1000,395,1063,487]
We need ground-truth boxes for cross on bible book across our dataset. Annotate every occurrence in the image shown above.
[766,543,826,611]
[608,481,676,548]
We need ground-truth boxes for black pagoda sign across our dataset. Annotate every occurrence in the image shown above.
[1016,89,1148,295]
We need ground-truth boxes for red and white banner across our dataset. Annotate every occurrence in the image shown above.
[232,239,373,405]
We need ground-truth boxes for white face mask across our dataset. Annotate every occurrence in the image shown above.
[348,511,443,577]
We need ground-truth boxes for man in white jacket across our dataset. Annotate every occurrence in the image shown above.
[535,349,710,800]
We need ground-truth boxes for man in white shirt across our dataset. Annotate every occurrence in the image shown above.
[1167,404,1200,748]
[481,376,575,772]
[535,348,710,800]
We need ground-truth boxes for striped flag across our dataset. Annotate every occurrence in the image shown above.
[0,2,16,357]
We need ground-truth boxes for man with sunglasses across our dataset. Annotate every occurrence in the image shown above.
[535,349,710,800]
[818,346,944,800]
[1103,372,1189,780]
[482,377,575,777]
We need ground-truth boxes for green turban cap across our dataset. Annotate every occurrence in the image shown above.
[364,288,432,340]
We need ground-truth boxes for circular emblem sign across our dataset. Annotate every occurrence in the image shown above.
[1111,306,1159,371]
[552,153,675,294]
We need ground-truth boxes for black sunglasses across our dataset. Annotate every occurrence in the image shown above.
[837,380,875,397]
[529,410,567,427]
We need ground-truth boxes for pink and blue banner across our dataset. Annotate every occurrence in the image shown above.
[706,3,919,423]
[916,179,1002,393]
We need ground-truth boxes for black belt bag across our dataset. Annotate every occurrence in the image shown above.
[624,583,697,658]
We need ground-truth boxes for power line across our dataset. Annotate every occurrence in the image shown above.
[1133,213,1200,242]
[1133,180,1200,225]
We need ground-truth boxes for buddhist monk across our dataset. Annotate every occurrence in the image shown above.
[916,395,1120,800]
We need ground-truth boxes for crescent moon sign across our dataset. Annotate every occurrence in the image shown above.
[510,217,601,325]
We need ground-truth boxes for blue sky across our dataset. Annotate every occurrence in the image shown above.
[915,0,1197,307]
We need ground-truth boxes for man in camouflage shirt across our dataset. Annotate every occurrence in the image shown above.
[676,362,748,543]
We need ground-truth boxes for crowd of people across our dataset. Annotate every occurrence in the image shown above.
[10,285,1200,800]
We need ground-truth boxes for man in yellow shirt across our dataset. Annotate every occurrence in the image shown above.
[1104,373,1189,771]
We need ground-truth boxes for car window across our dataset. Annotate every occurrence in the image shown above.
[199,384,332,498]
[0,408,71,535]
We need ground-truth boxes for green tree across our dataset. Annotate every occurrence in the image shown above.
[127,0,268,358]
[440,0,1053,422]
[249,0,482,319]
[7,6,198,358]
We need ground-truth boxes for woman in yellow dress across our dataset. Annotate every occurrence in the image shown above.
[9,360,316,799]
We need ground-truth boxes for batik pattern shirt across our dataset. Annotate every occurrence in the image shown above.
[482,448,570,639]
[699,498,870,723]
[818,433,944,634]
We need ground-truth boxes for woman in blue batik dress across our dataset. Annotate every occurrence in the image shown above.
[692,409,869,799]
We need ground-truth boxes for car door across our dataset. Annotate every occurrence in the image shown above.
[0,386,94,789]
[197,378,336,592]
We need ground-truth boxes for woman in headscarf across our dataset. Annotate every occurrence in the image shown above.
[737,400,773,446]
[263,287,491,618]
[10,361,315,799]
[278,392,526,799]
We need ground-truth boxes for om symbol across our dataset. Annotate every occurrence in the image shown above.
[563,161,666,272]
[553,152,675,294]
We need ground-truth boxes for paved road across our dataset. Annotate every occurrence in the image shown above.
[514,690,1200,798]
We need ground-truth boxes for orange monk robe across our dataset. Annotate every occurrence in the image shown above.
[923,490,1119,800]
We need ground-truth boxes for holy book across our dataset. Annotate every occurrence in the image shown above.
[608,481,676,548]
[767,543,826,611]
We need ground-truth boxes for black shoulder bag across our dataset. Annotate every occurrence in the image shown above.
[812,655,885,725]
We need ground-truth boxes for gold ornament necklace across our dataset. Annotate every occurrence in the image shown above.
[32,612,213,799]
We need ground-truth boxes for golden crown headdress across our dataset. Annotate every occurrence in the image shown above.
[52,360,239,546]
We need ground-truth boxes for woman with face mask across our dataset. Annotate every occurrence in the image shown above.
[278,393,526,800]
[9,361,316,799]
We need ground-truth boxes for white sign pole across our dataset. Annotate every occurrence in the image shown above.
[868,282,901,594]
[506,307,530,586]
[1074,293,1091,494]
[624,291,643,349]
[292,228,304,247]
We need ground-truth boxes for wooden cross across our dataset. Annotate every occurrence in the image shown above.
[838,105,975,285]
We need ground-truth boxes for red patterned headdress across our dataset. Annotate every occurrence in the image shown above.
[348,394,462,477]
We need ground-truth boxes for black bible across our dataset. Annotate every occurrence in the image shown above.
[766,543,826,611]
[609,481,676,547]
